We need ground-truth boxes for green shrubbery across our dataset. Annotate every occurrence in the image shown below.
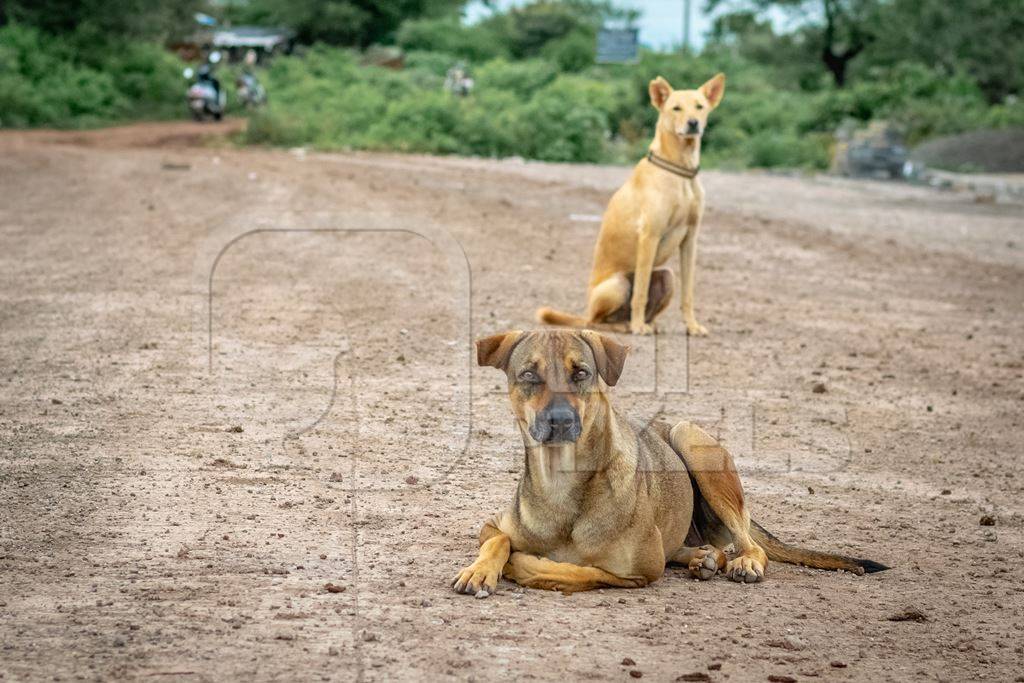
[244,40,1024,168]
[0,24,184,128]
[240,44,806,167]
[5,0,1022,170]
[245,46,620,162]
[242,0,1024,171]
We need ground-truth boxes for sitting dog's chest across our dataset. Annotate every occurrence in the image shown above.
[652,183,702,262]
[546,517,616,565]
[656,222,689,262]
[517,474,632,562]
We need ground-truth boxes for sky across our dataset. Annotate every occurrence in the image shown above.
[464,0,724,51]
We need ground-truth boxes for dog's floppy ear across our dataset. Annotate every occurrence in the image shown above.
[649,76,672,109]
[580,331,630,387]
[476,331,525,371]
[700,73,725,109]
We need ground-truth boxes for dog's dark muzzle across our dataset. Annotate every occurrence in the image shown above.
[529,398,581,444]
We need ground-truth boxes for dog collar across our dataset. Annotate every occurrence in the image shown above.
[646,151,699,179]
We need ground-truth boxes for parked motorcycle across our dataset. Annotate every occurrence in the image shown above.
[183,52,226,122]
[236,73,267,108]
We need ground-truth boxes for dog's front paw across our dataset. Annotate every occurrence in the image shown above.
[630,321,654,336]
[685,320,708,336]
[725,553,766,583]
[451,561,500,597]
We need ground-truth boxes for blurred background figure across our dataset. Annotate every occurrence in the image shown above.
[183,50,225,121]
[444,62,474,97]
[236,49,268,108]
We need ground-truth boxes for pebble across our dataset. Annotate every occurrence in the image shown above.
[887,608,928,623]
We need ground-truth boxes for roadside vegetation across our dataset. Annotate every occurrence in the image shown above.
[2,0,1021,169]
[0,24,184,127]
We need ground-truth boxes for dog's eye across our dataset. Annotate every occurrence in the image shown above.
[672,106,682,111]
[695,103,704,110]
[572,368,590,382]
[518,370,541,384]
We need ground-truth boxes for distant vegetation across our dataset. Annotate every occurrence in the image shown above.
[2,0,1022,169]
[0,24,184,127]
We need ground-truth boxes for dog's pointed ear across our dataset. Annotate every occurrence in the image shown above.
[649,76,672,110]
[476,331,525,371]
[700,73,725,109]
[580,331,630,387]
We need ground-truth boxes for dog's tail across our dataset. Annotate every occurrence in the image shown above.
[749,519,888,575]
[536,306,590,328]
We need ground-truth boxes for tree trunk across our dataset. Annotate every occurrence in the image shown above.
[820,0,865,88]
[823,47,851,87]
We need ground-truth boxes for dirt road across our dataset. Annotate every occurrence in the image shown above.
[1,121,1022,682]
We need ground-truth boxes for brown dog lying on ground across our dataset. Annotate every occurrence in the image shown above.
[537,74,725,336]
[452,330,887,596]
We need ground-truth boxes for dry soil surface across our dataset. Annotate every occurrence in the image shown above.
[2,121,1023,682]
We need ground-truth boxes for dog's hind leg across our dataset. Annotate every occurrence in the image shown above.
[539,274,633,332]
[598,268,674,329]
[669,544,727,580]
[668,421,768,583]
[582,273,632,332]
[503,552,649,594]
[643,267,674,323]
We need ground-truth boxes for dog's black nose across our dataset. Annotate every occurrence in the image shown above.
[547,404,577,432]
[531,399,581,443]
[686,118,700,133]
[545,402,581,442]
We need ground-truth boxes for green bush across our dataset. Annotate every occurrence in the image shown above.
[473,59,558,97]
[811,63,991,143]
[514,75,614,162]
[539,28,595,72]
[746,131,831,169]
[456,90,521,157]
[404,50,459,78]
[984,101,1024,129]
[366,90,461,153]
[241,19,1020,170]
[0,24,183,128]
[396,17,507,63]
[244,44,833,167]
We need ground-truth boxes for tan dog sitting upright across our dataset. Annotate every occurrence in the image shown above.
[452,330,887,596]
[537,74,725,336]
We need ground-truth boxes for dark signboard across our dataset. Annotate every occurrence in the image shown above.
[596,28,639,64]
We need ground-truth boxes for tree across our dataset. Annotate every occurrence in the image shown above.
[222,0,466,48]
[477,0,635,61]
[2,0,200,39]
[867,0,1024,103]
[707,0,875,87]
